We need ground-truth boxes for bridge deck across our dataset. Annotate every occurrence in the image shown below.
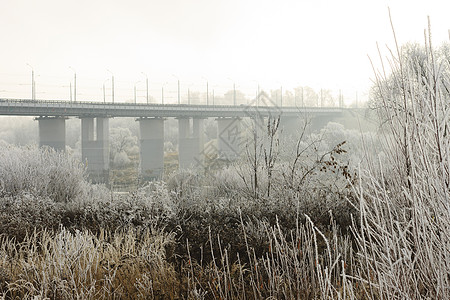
[0,98,344,118]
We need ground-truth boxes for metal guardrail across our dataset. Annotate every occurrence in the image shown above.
[0,98,345,118]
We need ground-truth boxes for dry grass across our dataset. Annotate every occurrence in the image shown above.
[0,228,177,299]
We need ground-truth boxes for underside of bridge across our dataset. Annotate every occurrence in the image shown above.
[37,116,66,151]
[177,118,205,169]
[138,117,164,180]
[81,117,110,184]
[30,104,351,184]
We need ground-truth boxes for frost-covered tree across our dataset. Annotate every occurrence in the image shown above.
[352,23,450,299]
[109,127,137,168]
[0,146,87,202]
[370,41,450,122]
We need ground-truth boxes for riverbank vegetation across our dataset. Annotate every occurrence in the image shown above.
[0,29,449,299]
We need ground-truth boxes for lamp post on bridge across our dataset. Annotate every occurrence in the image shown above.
[187,88,190,105]
[252,80,259,106]
[134,81,141,104]
[172,74,180,104]
[161,82,168,105]
[294,87,297,107]
[107,69,114,103]
[26,63,35,100]
[233,83,236,106]
[69,66,76,102]
[301,86,304,107]
[202,77,209,105]
[187,83,195,105]
[103,79,109,103]
[141,72,149,104]
[227,77,236,106]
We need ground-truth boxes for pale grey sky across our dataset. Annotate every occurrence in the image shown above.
[0,0,449,103]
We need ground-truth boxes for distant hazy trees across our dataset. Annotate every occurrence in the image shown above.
[223,89,246,104]
[109,127,138,168]
[0,117,38,146]
[268,86,337,107]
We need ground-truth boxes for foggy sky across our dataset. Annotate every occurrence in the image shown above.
[0,0,449,103]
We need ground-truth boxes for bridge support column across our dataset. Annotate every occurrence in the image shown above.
[37,116,66,151]
[81,117,109,184]
[178,118,204,169]
[217,117,241,160]
[138,117,164,180]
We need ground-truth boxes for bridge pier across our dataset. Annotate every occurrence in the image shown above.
[178,117,204,169]
[37,116,66,151]
[138,117,164,180]
[217,117,241,160]
[81,117,110,184]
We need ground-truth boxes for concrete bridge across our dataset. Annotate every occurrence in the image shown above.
[0,95,344,183]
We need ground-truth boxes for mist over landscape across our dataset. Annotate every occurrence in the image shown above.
[0,1,449,299]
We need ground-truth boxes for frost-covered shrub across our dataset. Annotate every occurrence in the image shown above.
[64,181,176,234]
[0,145,87,202]
[349,32,450,299]
[316,121,381,167]
[129,181,176,220]
[0,193,66,240]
